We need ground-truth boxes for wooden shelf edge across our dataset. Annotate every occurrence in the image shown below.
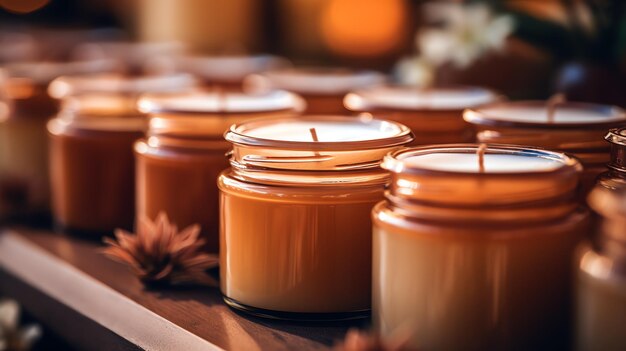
[0,230,224,351]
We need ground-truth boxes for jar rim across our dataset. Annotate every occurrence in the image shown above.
[606,127,626,146]
[464,100,626,129]
[382,144,582,177]
[344,85,503,112]
[138,90,306,115]
[225,115,414,151]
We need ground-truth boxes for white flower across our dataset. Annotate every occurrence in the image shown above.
[394,56,435,87]
[418,3,515,68]
[0,300,41,351]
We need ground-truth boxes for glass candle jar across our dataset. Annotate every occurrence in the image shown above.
[47,73,196,236]
[135,90,305,253]
[0,60,117,222]
[344,86,502,145]
[373,144,589,351]
[464,101,626,195]
[576,128,626,351]
[219,116,413,320]
[244,68,385,114]
[171,55,290,90]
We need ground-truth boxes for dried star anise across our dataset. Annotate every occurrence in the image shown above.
[102,212,218,286]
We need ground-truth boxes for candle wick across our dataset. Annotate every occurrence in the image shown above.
[547,93,566,123]
[477,143,487,173]
[309,128,320,157]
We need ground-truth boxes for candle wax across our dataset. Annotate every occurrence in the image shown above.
[244,120,403,142]
[138,90,301,113]
[478,105,624,124]
[403,153,564,173]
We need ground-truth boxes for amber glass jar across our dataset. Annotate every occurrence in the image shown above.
[464,101,626,194]
[373,145,589,351]
[0,60,117,222]
[244,68,385,114]
[576,128,626,351]
[47,73,196,236]
[135,90,304,253]
[219,115,413,320]
[344,86,502,145]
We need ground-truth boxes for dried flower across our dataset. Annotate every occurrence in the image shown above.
[334,328,418,351]
[419,3,515,69]
[0,299,41,351]
[102,212,219,286]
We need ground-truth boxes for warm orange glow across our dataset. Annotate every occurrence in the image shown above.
[0,0,50,14]
[321,0,408,57]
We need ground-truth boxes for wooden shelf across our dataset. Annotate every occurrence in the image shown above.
[0,229,364,350]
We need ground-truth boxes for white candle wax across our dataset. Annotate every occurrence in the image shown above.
[246,68,385,95]
[244,119,404,142]
[473,103,626,124]
[345,86,499,110]
[403,152,564,173]
[138,90,305,113]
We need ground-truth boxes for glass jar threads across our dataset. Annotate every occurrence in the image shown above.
[576,128,626,351]
[244,68,385,114]
[219,115,413,319]
[464,101,626,194]
[344,86,502,145]
[135,90,304,253]
[47,73,196,235]
[373,144,589,351]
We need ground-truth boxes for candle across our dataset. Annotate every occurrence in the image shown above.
[47,73,196,236]
[0,60,118,222]
[373,144,589,350]
[577,128,626,351]
[464,101,626,194]
[135,90,305,253]
[219,115,413,319]
[345,86,502,145]
[244,67,385,114]
[171,55,290,90]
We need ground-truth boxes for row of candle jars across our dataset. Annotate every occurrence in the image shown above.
[0,59,119,221]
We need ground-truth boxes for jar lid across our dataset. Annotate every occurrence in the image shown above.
[48,73,197,98]
[244,68,386,95]
[138,90,305,115]
[383,144,582,206]
[225,115,413,172]
[345,86,502,112]
[174,55,291,82]
[0,59,121,84]
[464,101,626,129]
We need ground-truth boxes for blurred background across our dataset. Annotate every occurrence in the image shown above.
[0,0,625,104]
